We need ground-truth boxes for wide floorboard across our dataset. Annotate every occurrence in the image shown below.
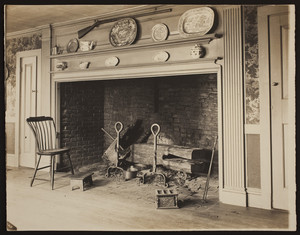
[6,166,289,231]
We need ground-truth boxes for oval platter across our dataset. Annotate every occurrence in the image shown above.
[67,38,79,53]
[178,7,215,38]
[151,23,169,42]
[109,18,137,47]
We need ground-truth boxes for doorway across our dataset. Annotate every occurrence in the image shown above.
[269,12,290,210]
[16,49,41,168]
[258,5,294,211]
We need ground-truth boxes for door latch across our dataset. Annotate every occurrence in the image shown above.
[272,82,279,86]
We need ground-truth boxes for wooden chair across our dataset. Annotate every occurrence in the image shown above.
[26,116,74,190]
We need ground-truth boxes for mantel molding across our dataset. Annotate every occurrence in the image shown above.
[6,24,49,39]
[51,59,221,82]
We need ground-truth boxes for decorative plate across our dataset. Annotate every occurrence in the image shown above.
[178,7,215,38]
[151,23,169,42]
[109,18,137,47]
[105,56,120,67]
[67,38,79,53]
[153,51,170,62]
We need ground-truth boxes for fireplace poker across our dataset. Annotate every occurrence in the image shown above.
[202,136,218,202]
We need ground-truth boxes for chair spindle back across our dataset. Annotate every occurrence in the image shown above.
[26,116,57,152]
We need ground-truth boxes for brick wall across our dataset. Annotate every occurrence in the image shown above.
[60,74,218,168]
[103,74,218,151]
[60,81,104,169]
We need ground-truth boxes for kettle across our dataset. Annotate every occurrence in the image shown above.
[125,166,138,180]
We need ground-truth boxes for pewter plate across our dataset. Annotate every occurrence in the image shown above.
[178,7,215,38]
[109,18,137,47]
[151,23,169,42]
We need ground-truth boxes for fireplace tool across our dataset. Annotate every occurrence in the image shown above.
[202,136,218,202]
[105,121,125,181]
[138,124,168,187]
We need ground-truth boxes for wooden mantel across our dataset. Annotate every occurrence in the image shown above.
[50,34,222,78]
[49,33,220,60]
[49,5,224,80]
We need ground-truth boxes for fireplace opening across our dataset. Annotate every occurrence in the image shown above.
[59,73,218,179]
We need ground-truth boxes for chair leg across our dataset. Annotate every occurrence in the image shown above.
[51,155,55,190]
[31,155,42,187]
[66,152,74,175]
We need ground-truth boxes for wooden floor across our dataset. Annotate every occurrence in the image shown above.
[6,166,290,231]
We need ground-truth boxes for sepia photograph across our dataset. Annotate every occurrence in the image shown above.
[3,3,296,231]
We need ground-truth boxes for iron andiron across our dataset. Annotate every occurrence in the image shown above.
[105,121,126,180]
[138,123,168,187]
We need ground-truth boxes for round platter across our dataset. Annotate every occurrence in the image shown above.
[178,7,215,38]
[151,23,169,42]
[67,38,79,53]
[109,18,137,47]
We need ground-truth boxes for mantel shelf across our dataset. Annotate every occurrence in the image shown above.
[49,33,221,59]
[50,57,221,74]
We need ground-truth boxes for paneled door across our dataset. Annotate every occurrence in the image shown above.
[19,56,38,168]
[269,13,289,210]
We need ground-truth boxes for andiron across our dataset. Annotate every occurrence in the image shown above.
[138,123,168,187]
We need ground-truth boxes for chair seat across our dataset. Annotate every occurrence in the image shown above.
[37,147,70,155]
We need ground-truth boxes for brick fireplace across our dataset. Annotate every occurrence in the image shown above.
[59,73,218,173]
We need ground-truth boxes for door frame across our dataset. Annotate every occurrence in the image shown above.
[15,49,42,167]
[258,5,295,212]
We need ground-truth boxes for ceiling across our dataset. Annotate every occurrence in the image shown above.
[4,5,144,34]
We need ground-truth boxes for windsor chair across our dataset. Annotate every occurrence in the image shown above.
[26,116,74,190]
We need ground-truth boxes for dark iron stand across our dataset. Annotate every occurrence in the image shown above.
[138,124,168,187]
[105,121,125,180]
